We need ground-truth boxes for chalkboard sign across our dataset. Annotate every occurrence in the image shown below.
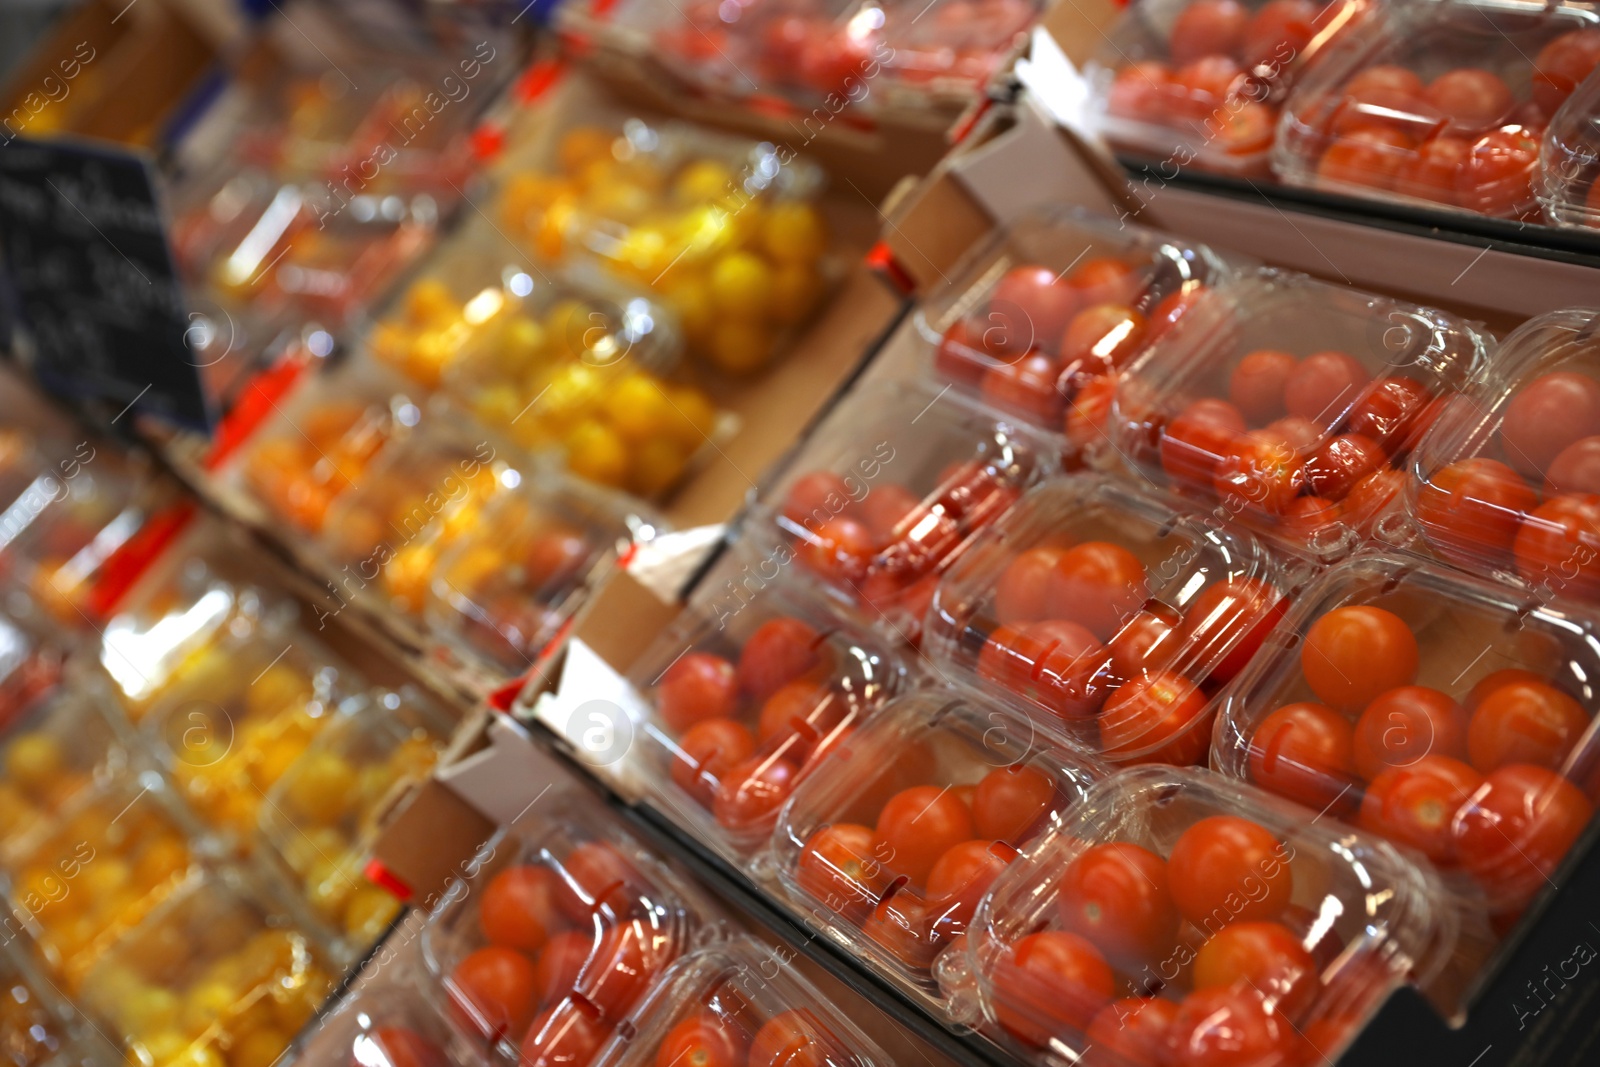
[0,136,210,430]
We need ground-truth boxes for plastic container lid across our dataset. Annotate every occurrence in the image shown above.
[949,765,1459,1064]
[79,869,336,1067]
[1538,65,1600,228]
[770,690,1101,1010]
[1406,307,1600,600]
[420,799,713,1065]
[591,935,889,1067]
[752,380,1050,643]
[428,474,662,674]
[914,206,1235,465]
[1276,0,1599,218]
[628,568,906,861]
[1214,550,1600,924]
[1085,0,1378,174]
[257,686,454,957]
[1108,267,1489,562]
[925,475,1290,766]
[304,982,491,1067]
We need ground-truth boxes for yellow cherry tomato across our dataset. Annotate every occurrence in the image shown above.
[708,320,775,376]
[384,544,436,614]
[666,387,717,450]
[674,159,735,204]
[229,1027,289,1067]
[558,127,617,174]
[5,733,63,792]
[710,252,774,321]
[763,202,828,265]
[403,279,456,328]
[343,885,402,944]
[283,750,357,825]
[630,439,688,499]
[495,316,548,376]
[564,421,630,488]
[770,263,824,326]
[603,375,671,442]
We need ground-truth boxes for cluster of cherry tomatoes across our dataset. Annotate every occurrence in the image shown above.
[438,831,685,1067]
[652,611,892,847]
[1418,366,1600,601]
[1236,592,1594,919]
[242,393,402,535]
[932,254,1205,454]
[1103,0,1342,165]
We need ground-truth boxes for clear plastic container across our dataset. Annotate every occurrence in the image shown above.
[0,936,79,1067]
[1214,551,1600,924]
[751,381,1050,642]
[0,594,67,732]
[427,475,662,674]
[1538,65,1600,228]
[1108,267,1489,561]
[925,476,1290,766]
[629,573,906,861]
[770,691,1101,1009]
[592,935,889,1067]
[1276,0,1600,218]
[420,800,712,1065]
[0,771,199,992]
[79,869,336,1067]
[558,0,1041,115]
[947,765,1459,1064]
[1406,307,1600,600]
[1085,0,1379,174]
[258,687,453,957]
[495,109,834,378]
[914,206,1234,465]
[302,982,491,1067]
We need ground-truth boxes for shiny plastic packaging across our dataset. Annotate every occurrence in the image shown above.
[1215,551,1599,923]
[1538,65,1600,228]
[0,595,68,731]
[1277,0,1599,218]
[926,476,1288,765]
[771,691,1101,1009]
[1109,267,1488,560]
[1086,0,1376,173]
[948,766,1459,1065]
[302,982,491,1067]
[629,570,905,860]
[915,206,1233,464]
[1407,307,1600,602]
[593,935,888,1067]
[0,937,78,1067]
[752,381,1049,642]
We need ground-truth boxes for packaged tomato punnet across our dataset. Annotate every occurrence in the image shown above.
[1538,65,1600,229]
[1109,268,1489,562]
[630,562,906,862]
[915,206,1234,467]
[1086,0,1378,174]
[1276,0,1600,218]
[1408,308,1600,603]
[925,476,1291,767]
[1214,551,1599,933]
[945,766,1461,1067]
[303,981,491,1067]
[769,691,1100,1011]
[590,935,888,1067]
[752,380,1050,644]
[421,799,716,1067]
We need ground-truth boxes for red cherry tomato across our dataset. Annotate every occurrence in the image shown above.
[782,472,851,529]
[1334,65,1427,135]
[1343,466,1407,525]
[1248,702,1358,813]
[533,931,593,1007]
[1068,258,1143,307]
[1228,349,1297,424]
[1192,920,1319,1020]
[449,946,539,1040]
[1394,135,1471,204]
[972,764,1058,843]
[1169,0,1249,66]
[796,823,887,919]
[1108,604,1184,681]
[1217,102,1279,157]
[1048,541,1150,640]
[1467,668,1546,710]
[654,1010,748,1067]
[926,840,1017,940]
[1416,458,1537,564]
[1501,371,1600,478]
[876,784,977,885]
[1358,754,1483,863]
[1467,678,1589,772]
[1547,436,1600,495]
[989,266,1080,355]
[1176,576,1285,686]
[995,546,1069,624]
[1060,304,1147,373]
[979,620,1106,718]
[1058,842,1180,965]
[1300,605,1419,711]
[587,918,675,1018]
[672,718,756,807]
[1240,0,1318,68]
[1532,29,1600,114]
[993,931,1116,1044]
[1264,415,1321,452]
[1099,670,1210,765]
[657,653,738,733]
[1165,987,1298,1067]
[1085,997,1180,1067]
[1353,686,1469,781]
[1283,495,1342,539]
[1065,374,1119,459]
[1172,56,1249,115]
[981,353,1066,423]
[519,999,609,1067]
[736,618,821,703]
[1109,61,1180,121]
[797,516,875,586]
[863,887,938,968]
[556,842,637,922]
[756,681,838,748]
[748,1010,833,1067]
[712,755,797,832]
[480,866,568,955]
[1304,433,1387,502]
[1283,351,1371,425]
[523,529,593,592]
[1346,376,1435,455]
[1148,285,1208,340]
[1161,398,1246,489]
[1318,125,1415,189]
[1166,816,1293,928]
[1456,763,1593,908]
[1423,68,1514,132]
[1458,126,1542,216]
[936,320,989,389]
[1514,493,1600,600]
[362,1028,448,1067]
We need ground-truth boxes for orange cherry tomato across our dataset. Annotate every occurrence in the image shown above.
[655,1010,748,1067]
[1166,816,1293,928]
[1165,986,1298,1067]
[1228,349,1297,424]
[1416,458,1537,564]
[1515,493,1600,600]
[556,842,637,922]
[875,785,976,886]
[1047,541,1150,640]
[995,546,1070,624]
[1086,997,1179,1067]
[1300,605,1419,711]
[519,998,609,1067]
[1191,920,1319,1020]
